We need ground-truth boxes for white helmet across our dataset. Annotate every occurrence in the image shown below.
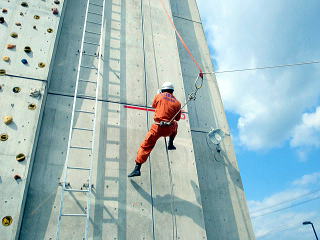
[161,82,174,91]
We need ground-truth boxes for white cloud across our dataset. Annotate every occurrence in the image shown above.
[291,107,320,148]
[293,172,320,186]
[197,0,320,150]
[246,172,320,239]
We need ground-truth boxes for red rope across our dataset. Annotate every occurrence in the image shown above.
[158,0,203,78]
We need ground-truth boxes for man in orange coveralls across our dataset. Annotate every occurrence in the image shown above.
[128,82,181,177]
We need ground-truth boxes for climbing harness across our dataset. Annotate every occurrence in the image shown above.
[162,74,204,126]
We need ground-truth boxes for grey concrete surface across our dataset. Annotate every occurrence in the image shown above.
[171,0,255,239]
[20,0,206,239]
[0,1,66,239]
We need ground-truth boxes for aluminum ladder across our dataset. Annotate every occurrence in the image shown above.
[56,0,106,239]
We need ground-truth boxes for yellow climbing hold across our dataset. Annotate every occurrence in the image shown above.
[3,116,13,125]
[34,15,40,20]
[11,32,18,38]
[38,62,45,68]
[2,216,13,227]
[28,103,36,110]
[0,69,6,75]
[0,133,8,141]
[3,56,10,62]
[47,28,53,33]
[13,87,21,93]
[16,153,26,162]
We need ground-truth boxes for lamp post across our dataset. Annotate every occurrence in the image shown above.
[303,221,318,240]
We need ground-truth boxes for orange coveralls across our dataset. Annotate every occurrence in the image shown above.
[136,92,182,164]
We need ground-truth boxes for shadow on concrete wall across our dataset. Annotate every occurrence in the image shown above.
[93,0,127,239]
[130,180,204,228]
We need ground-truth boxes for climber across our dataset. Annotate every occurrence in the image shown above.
[128,82,182,178]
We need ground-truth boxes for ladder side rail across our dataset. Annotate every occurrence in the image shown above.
[56,0,91,239]
[84,0,107,238]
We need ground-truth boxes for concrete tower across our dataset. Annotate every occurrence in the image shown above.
[0,0,255,239]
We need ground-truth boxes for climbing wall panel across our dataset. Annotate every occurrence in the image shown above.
[0,76,45,240]
[0,0,65,80]
[0,1,66,239]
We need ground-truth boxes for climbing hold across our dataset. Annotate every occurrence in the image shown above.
[14,175,22,181]
[34,15,40,19]
[33,25,37,30]
[24,46,32,53]
[54,0,60,4]
[28,103,36,110]
[16,153,26,162]
[2,216,13,227]
[38,62,45,68]
[52,8,59,15]
[0,17,5,24]
[13,87,21,93]
[20,12,24,16]
[3,116,13,125]
[10,32,18,38]
[0,133,8,141]
[21,59,28,65]
[15,22,21,26]
[0,69,6,75]
[3,56,10,62]
[7,44,16,49]
[21,2,28,7]
[30,88,41,98]
[47,28,53,33]
[2,8,8,13]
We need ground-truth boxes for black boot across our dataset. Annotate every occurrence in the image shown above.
[167,137,176,150]
[128,163,141,177]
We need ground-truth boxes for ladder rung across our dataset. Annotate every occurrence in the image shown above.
[87,20,102,25]
[63,188,90,193]
[83,53,97,57]
[90,2,103,7]
[61,213,87,217]
[79,79,97,83]
[67,166,91,171]
[88,11,102,16]
[73,127,94,131]
[80,65,98,69]
[84,41,100,46]
[85,30,101,35]
[70,146,92,150]
[75,110,95,114]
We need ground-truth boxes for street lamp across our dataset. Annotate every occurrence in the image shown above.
[303,221,318,240]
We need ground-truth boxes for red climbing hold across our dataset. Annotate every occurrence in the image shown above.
[7,44,16,49]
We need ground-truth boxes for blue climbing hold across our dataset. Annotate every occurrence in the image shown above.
[21,59,28,64]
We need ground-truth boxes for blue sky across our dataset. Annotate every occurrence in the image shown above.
[196,0,320,239]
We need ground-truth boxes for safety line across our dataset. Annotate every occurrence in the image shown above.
[158,0,203,75]
[204,59,320,75]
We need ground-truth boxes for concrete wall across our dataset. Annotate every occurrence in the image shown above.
[0,1,66,239]
[170,0,255,239]
[19,0,206,239]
